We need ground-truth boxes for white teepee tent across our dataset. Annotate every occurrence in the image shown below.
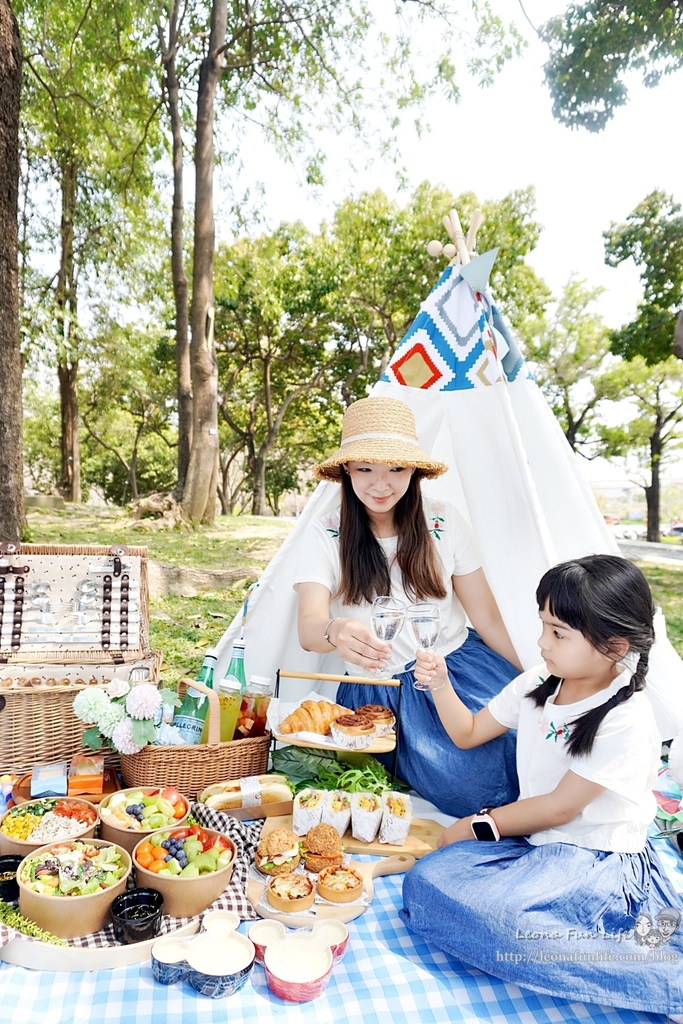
[215,209,683,738]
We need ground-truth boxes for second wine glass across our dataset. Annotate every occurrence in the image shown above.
[407,602,442,690]
[370,596,405,678]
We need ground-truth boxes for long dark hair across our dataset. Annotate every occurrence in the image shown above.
[528,554,655,757]
[337,469,447,605]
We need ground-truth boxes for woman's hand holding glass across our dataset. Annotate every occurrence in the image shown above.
[369,596,405,678]
[329,615,393,673]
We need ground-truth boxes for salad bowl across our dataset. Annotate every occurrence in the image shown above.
[0,797,99,856]
[18,837,132,939]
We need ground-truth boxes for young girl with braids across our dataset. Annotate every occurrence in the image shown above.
[402,554,683,1018]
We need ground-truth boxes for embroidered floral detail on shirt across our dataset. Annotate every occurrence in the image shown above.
[321,509,341,539]
[428,515,445,540]
[545,720,571,743]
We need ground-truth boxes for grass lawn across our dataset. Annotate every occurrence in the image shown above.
[23,507,683,686]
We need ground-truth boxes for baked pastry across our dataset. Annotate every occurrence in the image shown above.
[255,828,301,876]
[279,700,349,736]
[355,704,395,736]
[316,865,363,904]
[292,787,324,835]
[329,713,375,750]
[267,872,315,913]
[302,823,343,873]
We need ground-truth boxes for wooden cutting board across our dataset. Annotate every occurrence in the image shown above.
[260,813,444,859]
[248,854,415,928]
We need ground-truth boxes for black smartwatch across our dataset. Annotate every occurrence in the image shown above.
[470,807,500,841]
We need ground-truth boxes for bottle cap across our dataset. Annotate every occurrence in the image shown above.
[218,677,243,695]
[232,638,245,650]
[248,674,272,694]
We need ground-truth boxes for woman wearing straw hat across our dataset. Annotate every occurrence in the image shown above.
[294,396,522,817]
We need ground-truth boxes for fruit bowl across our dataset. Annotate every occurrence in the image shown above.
[99,786,189,854]
[17,837,131,939]
[0,797,99,856]
[132,825,236,917]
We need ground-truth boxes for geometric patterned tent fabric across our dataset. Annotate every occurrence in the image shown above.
[215,254,683,737]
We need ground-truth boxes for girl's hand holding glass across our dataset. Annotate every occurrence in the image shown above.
[370,596,405,678]
[408,602,442,690]
[413,648,448,693]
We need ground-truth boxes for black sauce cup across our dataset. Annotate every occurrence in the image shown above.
[0,855,22,902]
[110,887,164,944]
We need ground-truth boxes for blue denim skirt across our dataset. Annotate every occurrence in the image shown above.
[401,837,683,1015]
[336,628,519,817]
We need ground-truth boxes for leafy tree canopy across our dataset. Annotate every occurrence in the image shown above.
[604,189,683,363]
[541,1,683,131]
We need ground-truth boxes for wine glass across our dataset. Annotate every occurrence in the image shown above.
[407,602,442,690]
[370,596,405,678]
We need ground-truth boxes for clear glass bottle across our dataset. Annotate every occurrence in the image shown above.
[234,674,272,739]
[175,649,217,746]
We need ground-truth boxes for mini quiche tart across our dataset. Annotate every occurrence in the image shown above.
[267,871,316,913]
[316,865,363,904]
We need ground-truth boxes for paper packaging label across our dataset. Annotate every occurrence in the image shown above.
[239,776,263,808]
[31,762,68,797]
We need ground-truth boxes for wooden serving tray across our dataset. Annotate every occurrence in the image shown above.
[12,768,121,805]
[260,813,444,859]
[248,854,414,928]
[271,729,395,754]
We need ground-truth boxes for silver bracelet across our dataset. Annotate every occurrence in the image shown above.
[324,618,337,648]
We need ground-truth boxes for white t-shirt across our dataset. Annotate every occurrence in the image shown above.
[292,498,481,676]
[488,665,660,853]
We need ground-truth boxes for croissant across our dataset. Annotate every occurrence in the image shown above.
[279,699,349,735]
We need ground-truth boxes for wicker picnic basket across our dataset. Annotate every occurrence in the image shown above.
[120,678,271,798]
[0,542,160,775]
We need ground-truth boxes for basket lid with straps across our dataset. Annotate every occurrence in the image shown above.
[0,542,152,667]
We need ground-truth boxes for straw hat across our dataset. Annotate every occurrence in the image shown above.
[314,397,447,481]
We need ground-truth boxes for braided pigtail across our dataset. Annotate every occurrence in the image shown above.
[529,555,655,758]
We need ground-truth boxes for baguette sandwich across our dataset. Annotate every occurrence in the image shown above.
[198,773,292,811]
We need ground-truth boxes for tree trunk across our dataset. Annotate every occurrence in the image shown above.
[56,155,81,503]
[645,415,662,542]
[182,0,227,523]
[251,454,268,516]
[57,359,81,503]
[161,8,192,496]
[0,1,24,541]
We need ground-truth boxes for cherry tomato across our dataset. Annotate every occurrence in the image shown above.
[147,859,167,873]
[151,846,167,862]
[136,851,154,869]
[172,801,186,819]
[170,828,191,840]
[136,841,155,858]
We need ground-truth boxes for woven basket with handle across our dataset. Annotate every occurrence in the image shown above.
[120,678,270,798]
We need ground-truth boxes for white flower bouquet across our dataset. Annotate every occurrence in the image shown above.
[72,677,183,755]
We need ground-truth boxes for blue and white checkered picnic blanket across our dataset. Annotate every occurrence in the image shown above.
[4,841,682,1024]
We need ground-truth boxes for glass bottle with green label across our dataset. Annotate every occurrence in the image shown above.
[175,648,217,746]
